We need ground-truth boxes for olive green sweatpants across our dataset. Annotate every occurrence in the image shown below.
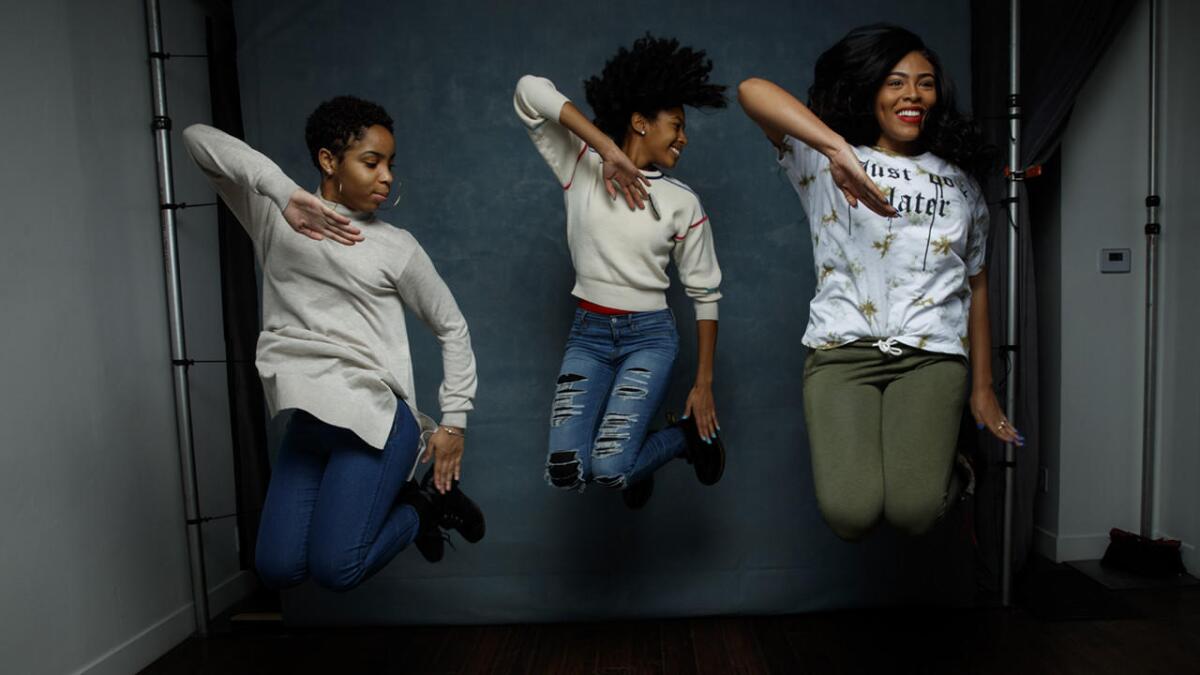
[803,341,967,540]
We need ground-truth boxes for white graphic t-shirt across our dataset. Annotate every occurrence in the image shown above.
[778,136,988,357]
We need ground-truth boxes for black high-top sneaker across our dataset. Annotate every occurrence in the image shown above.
[621,475,654,510]
[397,479,445,563]
[667,413,725,486]
[420,469,486,544]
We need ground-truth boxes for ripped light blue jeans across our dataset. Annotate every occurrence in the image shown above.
[545,308,688,491]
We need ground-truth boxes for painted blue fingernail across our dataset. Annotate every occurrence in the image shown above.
[682,415,689,419]
[976,422,985,430]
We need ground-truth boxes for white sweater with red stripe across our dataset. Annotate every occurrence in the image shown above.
[514,75,722,320]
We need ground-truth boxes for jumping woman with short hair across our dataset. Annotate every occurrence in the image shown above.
[183,95,484,590]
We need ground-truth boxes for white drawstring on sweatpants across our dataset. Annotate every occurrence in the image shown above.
[873,337,903,356]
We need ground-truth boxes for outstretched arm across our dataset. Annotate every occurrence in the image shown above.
[514,75,650,209]
[736,78,897,217]
[182,124,361,245]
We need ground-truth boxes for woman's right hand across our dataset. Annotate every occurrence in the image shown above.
[282,188,364,245]
[826,143,898,218]
[420,427,464,494]
[599,146,651,210]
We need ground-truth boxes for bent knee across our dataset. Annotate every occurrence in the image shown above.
[308,548,367,592]
[817,493,882,542]
[255,547,307,591]
[589,453,632,491]
[885,493,945,536]
[591,472,628,490]
[545,449,585,490]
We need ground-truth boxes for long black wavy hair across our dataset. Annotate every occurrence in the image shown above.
[808,24,992,178]
[584,34,727,145]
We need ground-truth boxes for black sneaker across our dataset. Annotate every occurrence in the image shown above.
[414,529,449,563]
[397,480,444,563]
[621,475,654,510]
[668,413,725,486]
[420,469,486,544]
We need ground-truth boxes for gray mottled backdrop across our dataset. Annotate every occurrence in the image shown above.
[230,0,973,624]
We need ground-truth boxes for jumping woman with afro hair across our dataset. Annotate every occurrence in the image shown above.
[514,35,728,508]
[738,25,1021,540]
[182,96,485,591]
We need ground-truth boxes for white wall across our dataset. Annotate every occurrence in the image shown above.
[1039,0,1199,571]
[0,2,251,674]
[1154,0,1200,573]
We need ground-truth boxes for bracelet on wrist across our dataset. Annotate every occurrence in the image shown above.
[439,425,465,438]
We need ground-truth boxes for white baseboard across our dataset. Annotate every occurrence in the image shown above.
[1035,531,1112,562]
[207,568,258,618]
[1033,526,1059,559]
[1183,542,1198,573]
[1156,532,1198,573]
[72,570,257,675]
[1040,528,1198,571]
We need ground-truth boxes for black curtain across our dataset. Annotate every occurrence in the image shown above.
[203,0,271,570]
[970,0,1136,593]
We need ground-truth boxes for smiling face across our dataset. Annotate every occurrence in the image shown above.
[873,50,938,155]
[318,124,395,212]
[628,107,688,169]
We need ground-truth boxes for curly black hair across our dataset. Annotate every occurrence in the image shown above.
[808,24,993,179]
[304,95,394,170]
[584,34,727,145]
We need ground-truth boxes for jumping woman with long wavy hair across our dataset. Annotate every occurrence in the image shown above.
[739,25,1021,540]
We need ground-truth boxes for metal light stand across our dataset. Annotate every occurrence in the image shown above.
[145,0,209,637]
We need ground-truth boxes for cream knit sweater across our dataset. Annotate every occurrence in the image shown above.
[183,124,477,449]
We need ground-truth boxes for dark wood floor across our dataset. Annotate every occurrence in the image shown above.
[142,560,1200,675]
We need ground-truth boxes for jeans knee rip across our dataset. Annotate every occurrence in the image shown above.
[546,450,583,490]
[614,367,651,400]
[592,412,637,458]
[550,373,587,427]
[593,473,627,489]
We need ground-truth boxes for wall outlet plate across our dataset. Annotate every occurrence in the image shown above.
[1100,248,1132,273]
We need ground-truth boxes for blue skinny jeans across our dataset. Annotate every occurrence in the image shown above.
[255,403,421,592]
[545,308,688,491]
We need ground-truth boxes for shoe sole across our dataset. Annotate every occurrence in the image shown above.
[415,534,444,563]
[451,494,486,543]
[622,478,654,510]
[459,514,485,543]
[697,434,725,486]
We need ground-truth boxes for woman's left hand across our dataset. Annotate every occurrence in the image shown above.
[684,383,720,442]
[420,427,464,494]
[971,387,1024,446]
